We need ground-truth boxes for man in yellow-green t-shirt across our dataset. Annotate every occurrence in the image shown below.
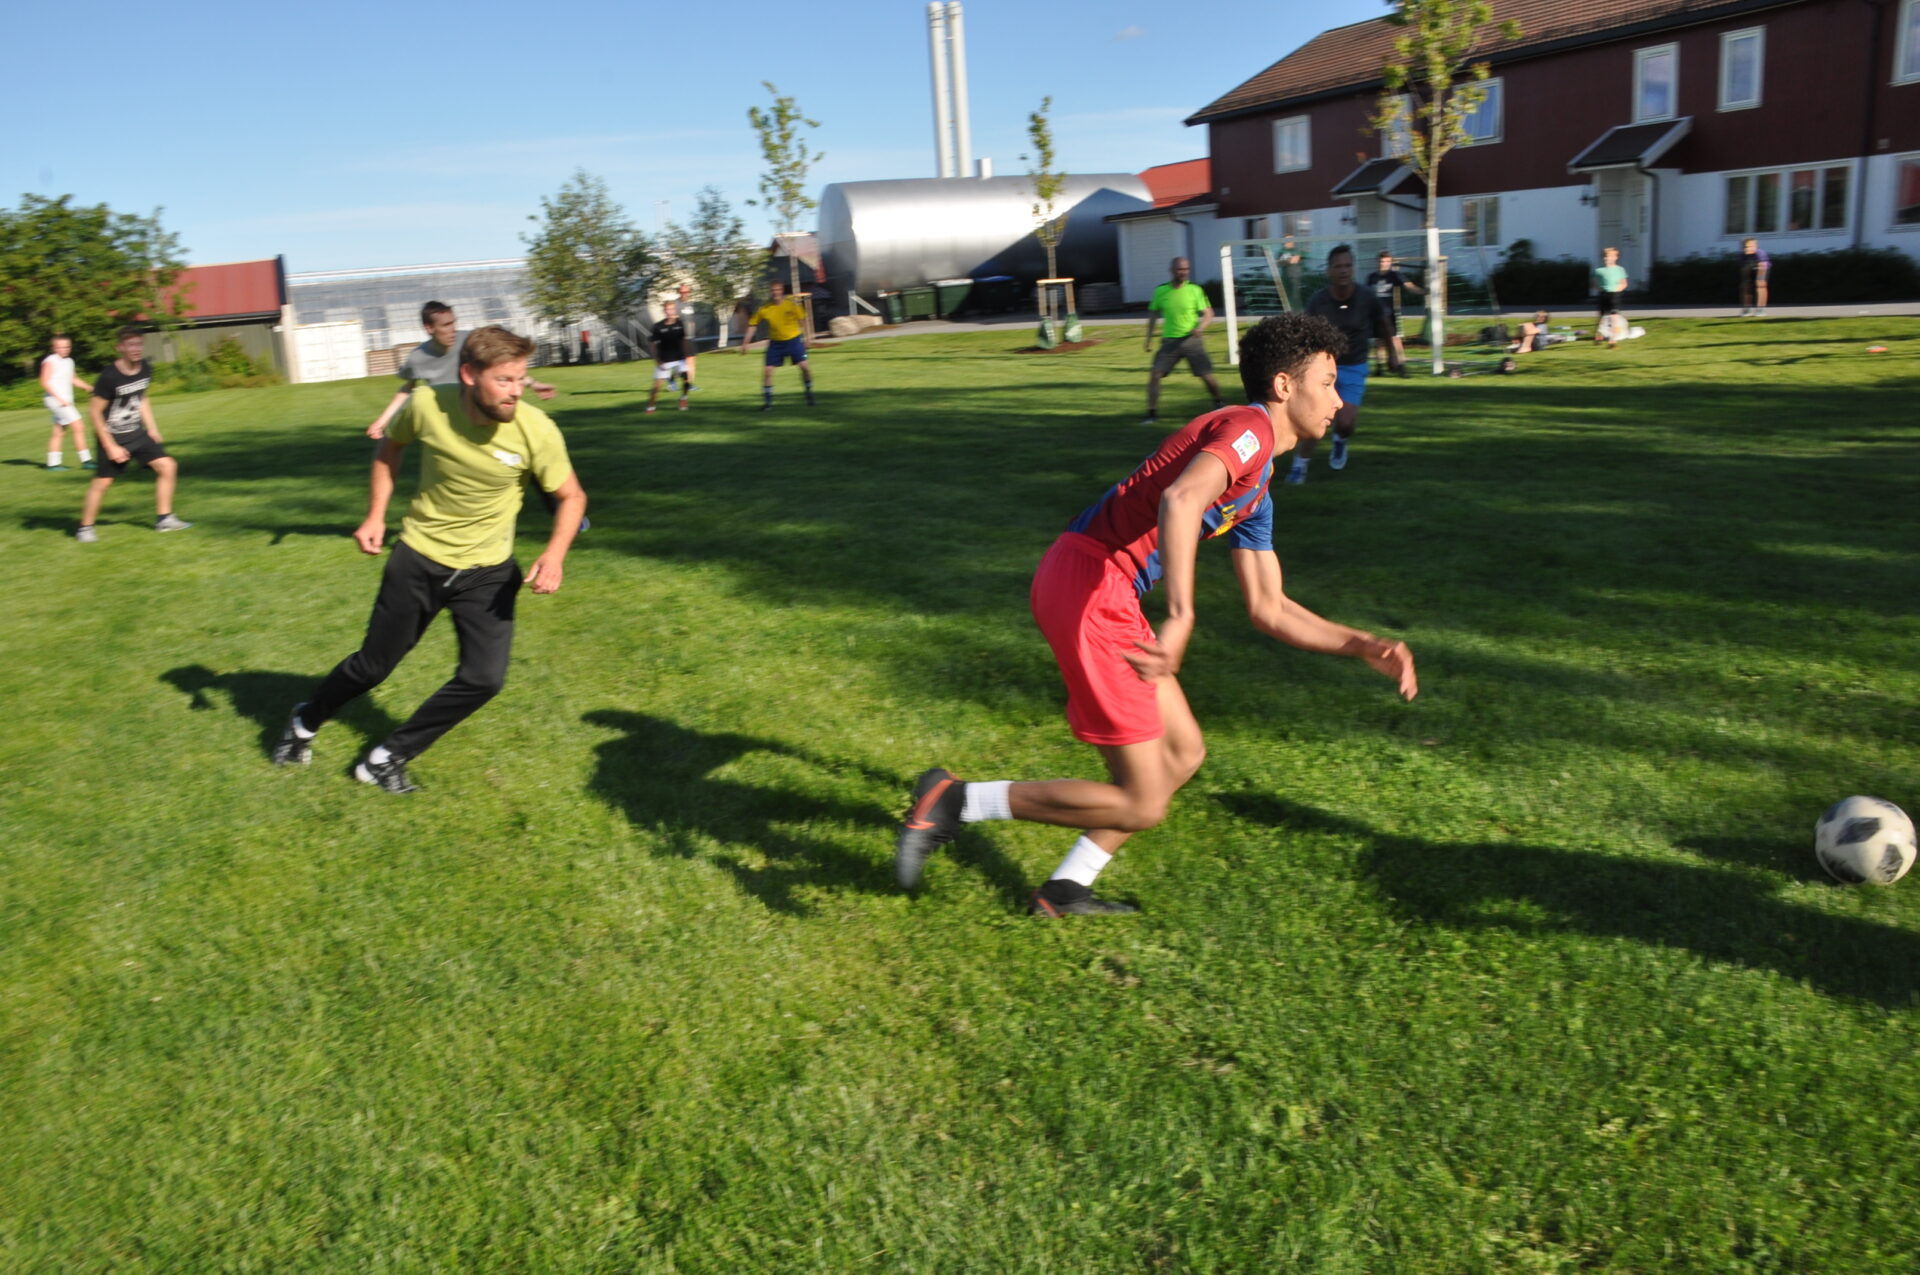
[740,280,816,410]
[272,326,589,794]
[1142,257,1225,425]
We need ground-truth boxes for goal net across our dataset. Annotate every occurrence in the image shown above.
[1217,229,1503,366]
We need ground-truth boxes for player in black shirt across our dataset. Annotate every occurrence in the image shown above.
[1363,250,1422,374]
[1287,245,1399,485]
[644,299,694,414]
[76,328,191,541]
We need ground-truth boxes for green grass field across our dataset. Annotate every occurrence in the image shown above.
[3,317,1918,1272]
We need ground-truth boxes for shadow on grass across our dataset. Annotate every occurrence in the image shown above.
[161,665,398,758]
[252,523,352,545]
[1218,792,1920,1008]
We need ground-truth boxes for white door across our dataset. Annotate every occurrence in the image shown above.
[293,322,368,383]
[1353,197,1386,236]
[1594,171,1651,283]
[1121,219,1179,303]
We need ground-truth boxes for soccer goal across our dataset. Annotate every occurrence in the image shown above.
[1218,228,1503,375]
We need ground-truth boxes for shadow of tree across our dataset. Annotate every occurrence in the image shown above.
[161,665,398,758]
[1216,792,1920,1008]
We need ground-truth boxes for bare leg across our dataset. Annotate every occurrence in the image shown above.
[81,476,113,525]
[645,378,662,409]
[152,456,178,517]
[1755,278,1768,314]
[1198,371,1224,402]
[1007,675,1207,847]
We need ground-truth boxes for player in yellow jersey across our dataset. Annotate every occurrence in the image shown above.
[740,280,815,410]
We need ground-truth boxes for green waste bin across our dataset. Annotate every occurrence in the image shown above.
[932,278,974,318]
[877,292,906,324]
[900,287,937,321]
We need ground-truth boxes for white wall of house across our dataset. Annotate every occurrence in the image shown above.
[1663,163,1860,260]
[1118,218,1183,303]
[1854,151,1920,254]
[1432,185,1591,271]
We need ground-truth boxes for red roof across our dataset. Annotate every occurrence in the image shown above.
[164,258,285,322]
[1138,158,1212,208]
[1190,0,1762,122]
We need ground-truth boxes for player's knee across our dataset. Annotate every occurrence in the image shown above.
[459,660,509,699]
[1117,793,1172,832]
[154,457,177,476]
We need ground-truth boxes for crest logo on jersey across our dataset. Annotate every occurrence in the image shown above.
[1231,429,1260,463]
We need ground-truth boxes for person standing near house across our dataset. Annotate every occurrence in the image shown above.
[40,334,94,470]
[1739,238,1770,317]
[75,328,191,541]
[741,280,815,410]
[1286,245,1399,485]
[1364,250,1422,375]
[1592,246,1629,348]
[1140,257,1226,425]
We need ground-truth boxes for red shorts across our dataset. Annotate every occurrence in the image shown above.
[1030,533,1163,746]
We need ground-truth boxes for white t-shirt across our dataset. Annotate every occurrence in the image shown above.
[41,354,75,403]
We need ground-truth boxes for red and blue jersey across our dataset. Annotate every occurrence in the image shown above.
[1065,404,1277,596]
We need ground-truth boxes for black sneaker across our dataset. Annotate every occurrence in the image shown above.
[354,752,419,794]
[760,400,774,412]
[1028,883,1139,918]
[805,391,817,407]
[272,704,313,766]
[895,767,963,888]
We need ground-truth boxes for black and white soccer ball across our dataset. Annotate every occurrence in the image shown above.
[1813,796,1915,885]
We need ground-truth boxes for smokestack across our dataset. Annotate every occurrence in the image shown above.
[927,3,954,178]
[976,157,992,180]
[945,2,972,177]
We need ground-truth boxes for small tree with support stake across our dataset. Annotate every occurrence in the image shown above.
[747,81,824,327]
[1024,97,1080,347]
[1371,0,1519,374]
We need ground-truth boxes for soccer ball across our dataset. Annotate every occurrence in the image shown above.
[1813,796,1916,885]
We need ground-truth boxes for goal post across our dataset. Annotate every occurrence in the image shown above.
[1218,228,1501,375]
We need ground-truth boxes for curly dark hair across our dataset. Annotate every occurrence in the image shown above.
[1237,313,1344,401]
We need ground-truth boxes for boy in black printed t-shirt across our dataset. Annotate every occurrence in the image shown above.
[76,328,191,542]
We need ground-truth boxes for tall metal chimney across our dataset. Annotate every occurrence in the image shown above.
[927,3,954,178]
[927,1,973,179]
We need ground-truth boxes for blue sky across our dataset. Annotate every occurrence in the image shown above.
[7,0,1386,272]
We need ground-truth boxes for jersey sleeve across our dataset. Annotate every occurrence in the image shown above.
[388,387,428,447]
[524,411,575,495]
[1147,288,1163,315]
[1226,490,1274,552]
[1195,414,1266,484]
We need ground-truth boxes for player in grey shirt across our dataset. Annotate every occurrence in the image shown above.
[365,301,554,439]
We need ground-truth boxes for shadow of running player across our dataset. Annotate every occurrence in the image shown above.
[1215,793,1919,1009]
[582,710,1029,915]
[162,664,399,759]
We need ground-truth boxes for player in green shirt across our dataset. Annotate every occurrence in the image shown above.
[1141,258,1226,425]
[1592,246,1629,348]
[272,326,588,794]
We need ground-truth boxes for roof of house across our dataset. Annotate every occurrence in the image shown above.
[1188,0,1789,123]
[1138,158,1212,208]
[1331,157,1415,198]
[1568,117,1693,169]
[163,258,286,322]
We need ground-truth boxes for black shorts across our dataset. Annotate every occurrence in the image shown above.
[96,430,169,478]
[1595,293,1621,317]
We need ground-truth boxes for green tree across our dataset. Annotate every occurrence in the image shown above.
[663,187,761,314]
[0,194,186,380]
[1371,0,1520,370]
[522,170,657,334]
[746,82,823,292]
[1024,96,1068,285]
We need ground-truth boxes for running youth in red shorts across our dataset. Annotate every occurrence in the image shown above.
[894,312,1419,917]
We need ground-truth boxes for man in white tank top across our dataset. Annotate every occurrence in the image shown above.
[40,335,95,470]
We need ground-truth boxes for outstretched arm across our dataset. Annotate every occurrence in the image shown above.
[367,388,412,439]
[1231,547,1417,699]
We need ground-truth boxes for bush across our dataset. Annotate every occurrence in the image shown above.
[1645,246,1920,304]
[1490,240,1593,308]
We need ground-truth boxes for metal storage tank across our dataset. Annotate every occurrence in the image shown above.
[818,174,1152,296]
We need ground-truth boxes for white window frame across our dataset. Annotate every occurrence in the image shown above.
[1380,96,1414,159]
[1273,115,1311,174]
[1634,43,1679,122]
[1892,152,1920,230]
[1721,161,1854,237]
[1460,77,1504,145]
[1461,195,1500,247]
[1897,0,1920,84]
[1718,27,1764,110]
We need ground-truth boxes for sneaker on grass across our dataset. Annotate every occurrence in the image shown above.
[354,752,419,795]
[154,513,192,532]
[1284,461,1308,486]
[75,525,98,543]
[1328,436,1349,471]
[1028,885,1139,918]
[895,767,963,889]
[272,705,313,766]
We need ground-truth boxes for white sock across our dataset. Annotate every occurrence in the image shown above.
[368,745,393,764]
[78,448,92,462]
[960,780,1012,822]
[48,452,61,466]
[1048,835,1113,888]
